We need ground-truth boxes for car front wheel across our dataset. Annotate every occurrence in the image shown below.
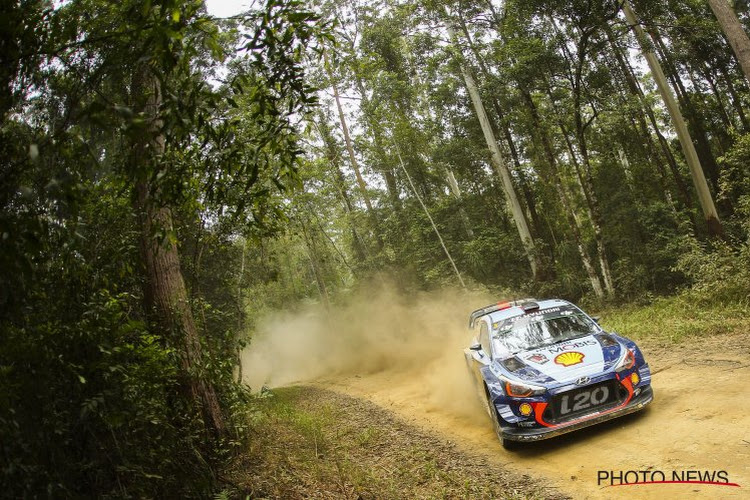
[501,437,520,450]
[485,387,522,451]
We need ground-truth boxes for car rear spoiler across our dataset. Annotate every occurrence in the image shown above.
[468,298,539,328]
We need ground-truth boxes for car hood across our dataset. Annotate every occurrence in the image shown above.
[499,334,623,384]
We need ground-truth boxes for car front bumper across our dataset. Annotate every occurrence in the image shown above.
[501,385,653,442]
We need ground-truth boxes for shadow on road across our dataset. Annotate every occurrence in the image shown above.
[507,408,653,457]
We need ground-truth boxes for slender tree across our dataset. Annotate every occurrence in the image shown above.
[445,166,475,240]
[446,24,542,279]
[314,111,368,262]
[396,148,466,289]
[708,0,750,86]
[323,49,375,215]
[622,0,723,237]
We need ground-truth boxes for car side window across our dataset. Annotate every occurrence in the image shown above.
[479,322,492,358]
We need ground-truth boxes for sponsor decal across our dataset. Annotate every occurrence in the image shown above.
[597,470,739,488]
[507,306,566,324]
[575,376,590,385]
[518,402,533,416]
[554,351,585,367]
[526,353,549,364]
[545,339,597,354]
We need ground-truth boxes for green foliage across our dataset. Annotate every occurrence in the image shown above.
[284,0,750,307]
[718,132,750,236]
[599,285,750,344]
[674,237,750,302]
[1,0,329,496]
[0,178,213,495]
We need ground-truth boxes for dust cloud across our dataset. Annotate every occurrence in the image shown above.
[241,283,496,419]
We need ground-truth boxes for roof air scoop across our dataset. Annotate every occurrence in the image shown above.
[521,302,540,313]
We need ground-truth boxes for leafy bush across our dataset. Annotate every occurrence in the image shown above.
[0,179,247,497]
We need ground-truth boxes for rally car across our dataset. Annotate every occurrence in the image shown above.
[465,298,653,449]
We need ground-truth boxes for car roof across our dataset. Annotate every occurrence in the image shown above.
[485,298,573,325]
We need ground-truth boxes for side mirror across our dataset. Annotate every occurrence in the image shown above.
[592,316,601,324]
[469,343,482,351]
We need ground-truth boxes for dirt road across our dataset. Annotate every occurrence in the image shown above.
[320,332,750,499]
[243,288,750,499]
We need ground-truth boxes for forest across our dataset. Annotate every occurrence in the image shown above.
[3,0,750,497]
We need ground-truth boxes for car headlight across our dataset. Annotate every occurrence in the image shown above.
[615,349,636,372]
[500,377,546,398]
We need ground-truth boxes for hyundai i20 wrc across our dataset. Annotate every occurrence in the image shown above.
[464,298,653,449]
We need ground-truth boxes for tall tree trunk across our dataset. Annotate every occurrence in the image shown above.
[315,112,368,262]
[575,143,615,297]
[446,167,475,240]
[649,26,722,192]
[718,64,750,130]
[447,26,541,279]
[622,1,724,237]
[131,65,223,435]
[542,79,615,296]
[324,50,386,251]
[352,75,402,210]
[708,0,750,86]
[521,90,605,298]
[334,27,402,210]
[604,25,695,211]
[455,11,543,238]
[323,51,375,215]
[698,63,736,135]
[396,149,466,289]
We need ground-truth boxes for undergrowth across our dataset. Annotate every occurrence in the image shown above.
[222,387,548,499]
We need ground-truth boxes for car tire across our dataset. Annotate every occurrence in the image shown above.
[485,386,522,451]
[501,438,520,450]
[484,387,506,442]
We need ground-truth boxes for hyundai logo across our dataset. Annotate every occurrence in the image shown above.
[575,376,590,386]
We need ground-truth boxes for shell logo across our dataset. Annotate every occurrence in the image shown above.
[554,351,585,367]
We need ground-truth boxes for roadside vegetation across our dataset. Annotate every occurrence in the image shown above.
[223,387,556,499]
[599,292,750,345]
[598,239,750,343]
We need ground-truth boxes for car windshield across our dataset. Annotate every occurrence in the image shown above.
[491,306,599,354]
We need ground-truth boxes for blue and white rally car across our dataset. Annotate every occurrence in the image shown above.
[465,298,653,449]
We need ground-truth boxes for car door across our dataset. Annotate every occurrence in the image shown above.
[467,319,493,406]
